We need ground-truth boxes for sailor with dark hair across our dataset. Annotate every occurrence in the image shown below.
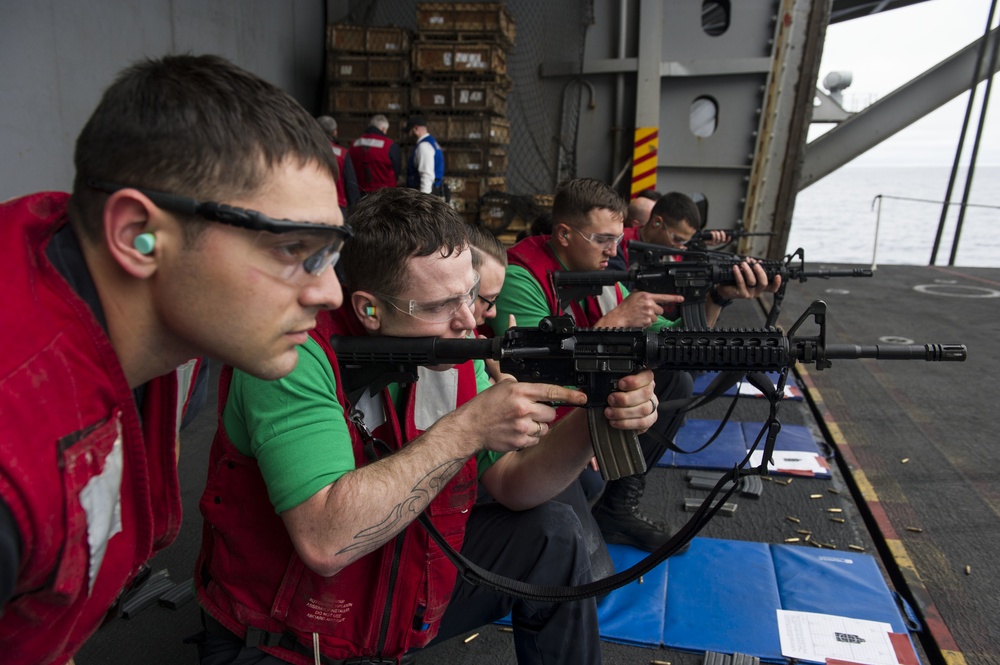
[0,53,349,665]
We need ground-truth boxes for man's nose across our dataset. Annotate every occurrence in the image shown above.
[301,265,344,310]
[454,300,477,330]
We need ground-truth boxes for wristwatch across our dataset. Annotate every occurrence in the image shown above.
[709,287,733,308]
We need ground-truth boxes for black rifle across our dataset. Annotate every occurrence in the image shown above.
[330,302,965,482]
[685,228,777,252]
[554,241,874,329]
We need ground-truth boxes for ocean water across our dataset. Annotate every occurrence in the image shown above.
[787,165,1000,268]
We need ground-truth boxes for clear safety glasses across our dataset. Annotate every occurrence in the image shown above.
[89,181,352,281]
[569,226,624,251]
[665,229,692,247]
[377,272,481,323]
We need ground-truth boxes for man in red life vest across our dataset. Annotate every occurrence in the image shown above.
[610,188,660,271]
[612,191,733,323]
[0,54,350,665]
[624,189,660,229]
[317,115,361,214]
[349,113,402,194]
[491,178,779,552]
[193,188,658,665]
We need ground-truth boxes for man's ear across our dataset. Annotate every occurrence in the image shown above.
[351,291,382,332]
[554,223,571,246]
[103,190,161,279]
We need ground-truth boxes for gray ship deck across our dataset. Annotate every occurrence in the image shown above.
[78,264,999,665]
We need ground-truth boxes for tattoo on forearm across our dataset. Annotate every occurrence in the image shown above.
[337,458,466,556]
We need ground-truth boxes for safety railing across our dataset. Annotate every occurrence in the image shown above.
[870,194,1000,268]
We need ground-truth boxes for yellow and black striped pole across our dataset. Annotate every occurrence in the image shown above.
[630,127,658,199]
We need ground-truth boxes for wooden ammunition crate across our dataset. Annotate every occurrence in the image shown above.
[476,197,509,231]
[326,53,410,82]
[412,43,507,76]
[444,145,508,174]
[416,3,515,45]
[428,116,509,143]
[411,83,507,115]
[443,175,506,201]
[533,194,555,211]
[326,24,411,54]
[328,86,409,115]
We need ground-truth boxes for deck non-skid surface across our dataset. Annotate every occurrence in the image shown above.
[77,265,998,665]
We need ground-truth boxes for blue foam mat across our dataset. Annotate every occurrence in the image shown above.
[659,419,747,468]
[693,371,803,401]
[657,420,830,477]
[589,538,914,663]
[593,544,668,647]
[660,539,783,657]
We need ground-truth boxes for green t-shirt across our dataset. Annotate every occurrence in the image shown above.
[223,336,499,514]
[490,263,680,336]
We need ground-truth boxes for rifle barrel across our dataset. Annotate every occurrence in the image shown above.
[796,268,874,279]
[821,343,967,362]
[698,230,777,239]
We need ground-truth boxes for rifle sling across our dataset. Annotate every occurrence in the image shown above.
[416,472,740,603]
[344,370,774,604]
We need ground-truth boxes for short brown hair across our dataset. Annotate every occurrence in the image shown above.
[341,188,469,296]
[551,178,627,229]
[466,224,507,268]
[69,54,338,243]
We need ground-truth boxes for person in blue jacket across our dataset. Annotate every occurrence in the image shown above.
[406,115,446,199]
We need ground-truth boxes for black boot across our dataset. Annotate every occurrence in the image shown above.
[592,474,688,553]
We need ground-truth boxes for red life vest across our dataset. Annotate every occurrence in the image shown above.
[330,141,348,208]
[506,236,623,423]
[349,131,397,193]
[195,306,481,664]
[507,235,624,327]
[620,227,640,268]
[0,192,195,665]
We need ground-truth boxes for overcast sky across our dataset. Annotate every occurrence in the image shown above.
[813,0,999,166]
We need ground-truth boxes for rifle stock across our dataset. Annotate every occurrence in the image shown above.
[330,302,966,481]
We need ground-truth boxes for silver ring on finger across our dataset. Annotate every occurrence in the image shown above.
[649,398,657,416]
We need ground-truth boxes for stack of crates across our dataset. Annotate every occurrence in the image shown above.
[325,23,412,145]
[410,3,515,224]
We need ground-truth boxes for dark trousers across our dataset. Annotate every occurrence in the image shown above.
[639,369,693,470]
[195,501,600,665]
[427,500,601,664]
